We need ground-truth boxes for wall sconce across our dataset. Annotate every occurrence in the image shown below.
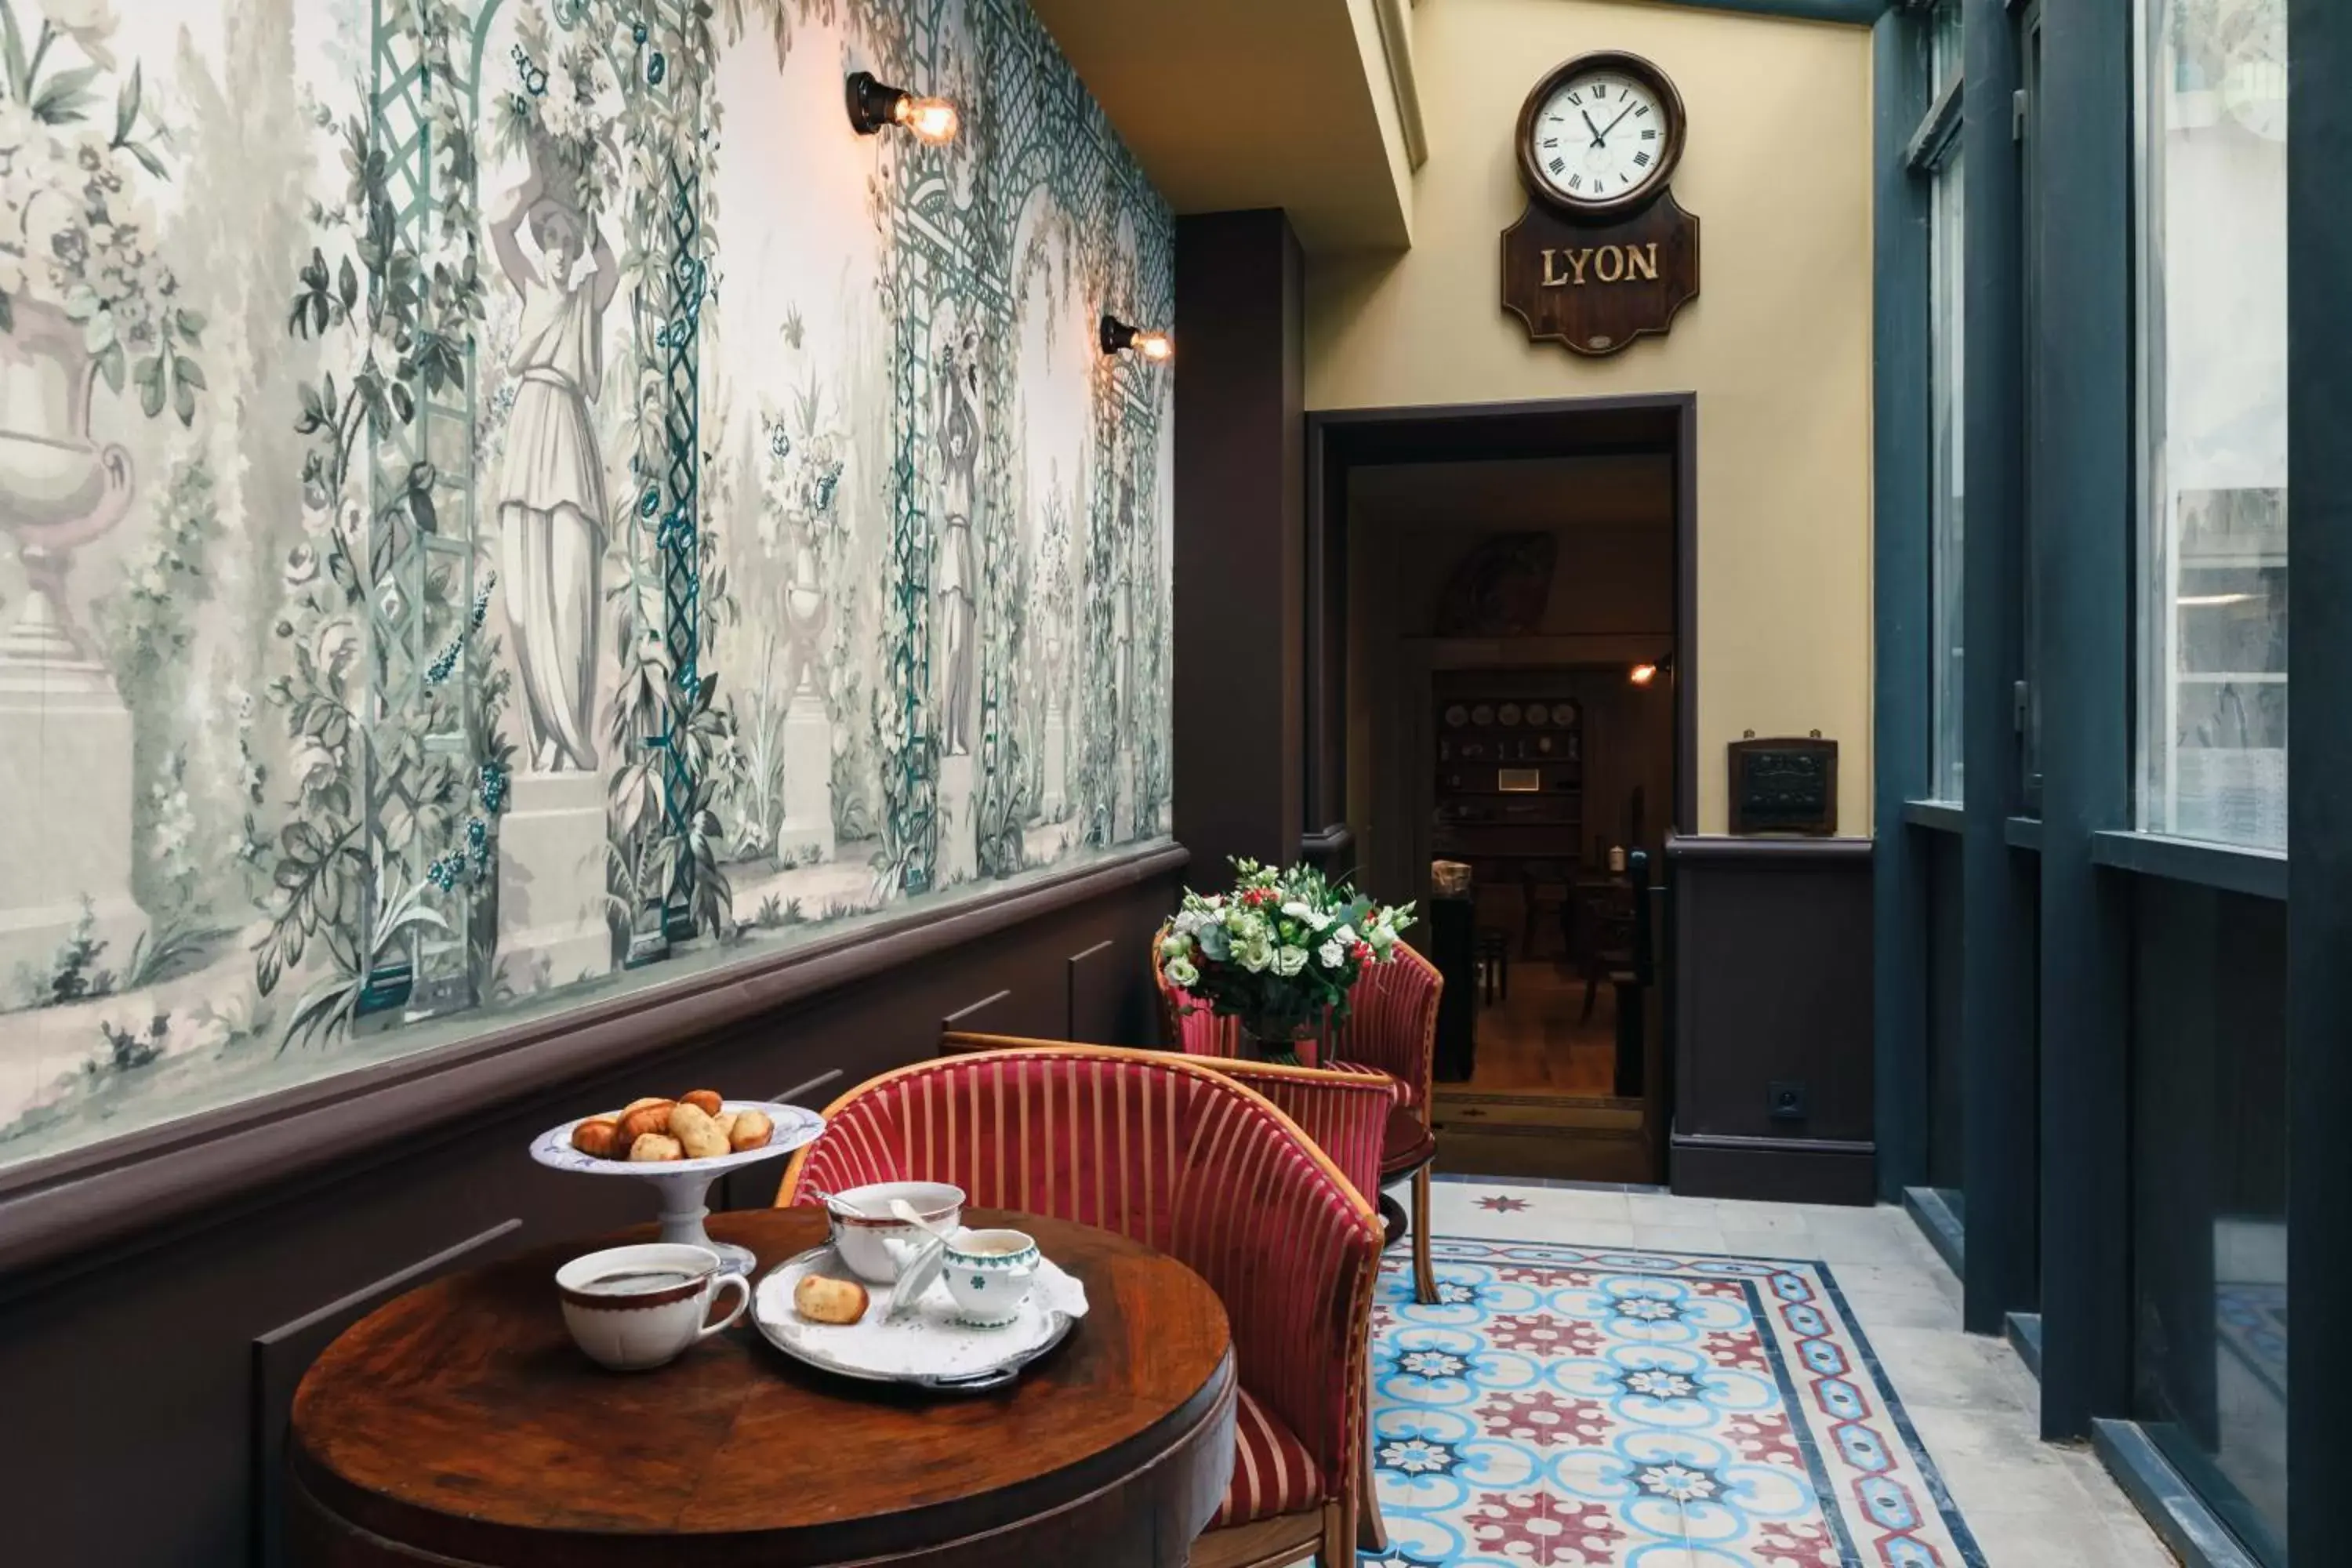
[1628,662,1661,687]
[846,71,960,143]
[1099,314,1174,362]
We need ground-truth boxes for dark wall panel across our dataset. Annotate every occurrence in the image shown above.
[0,869,1178,1566]
[1668,837,1875,1205]
[1173,210,1305,878]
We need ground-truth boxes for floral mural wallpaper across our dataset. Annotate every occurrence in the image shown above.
[0,0,1174,1167]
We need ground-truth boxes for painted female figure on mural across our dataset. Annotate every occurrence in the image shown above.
[492,162,619,773]
[936,333,982,758]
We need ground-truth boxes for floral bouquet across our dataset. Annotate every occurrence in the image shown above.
[0,0,207,423]
[1160,858,1414,1057]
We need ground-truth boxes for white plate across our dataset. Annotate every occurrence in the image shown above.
[528,1101,824,1176]
[753,1244,1090,1392]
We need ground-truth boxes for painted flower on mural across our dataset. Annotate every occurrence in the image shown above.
[0,0,206,420]
[494,8,628,212]
[1160,858,1414,1045]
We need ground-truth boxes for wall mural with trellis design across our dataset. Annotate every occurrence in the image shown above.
[0,0,1173,1167]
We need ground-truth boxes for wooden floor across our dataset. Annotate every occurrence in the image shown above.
[1431,952,1658,1185]
[1455,958,1620,1097]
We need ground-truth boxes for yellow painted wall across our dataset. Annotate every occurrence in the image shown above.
[1306,0,1876,834]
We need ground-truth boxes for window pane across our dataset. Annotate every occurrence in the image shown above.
[1930,0,1963,94]
[2138,0,2289,848]
[2131,880,2288,1565]
[1929,151,1966,802]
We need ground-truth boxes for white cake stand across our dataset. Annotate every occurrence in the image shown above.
[529,1100,826,1278]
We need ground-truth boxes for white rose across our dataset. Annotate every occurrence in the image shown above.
[1164,955,1199,987]
[1235,934,1274,973]
[1273,945,1308,977]
[1308,911,1332,932]
[1318,940,1346,969]
[1280,901,1314,921]
[1332,925,1358,948]
[1160,933,1190,958]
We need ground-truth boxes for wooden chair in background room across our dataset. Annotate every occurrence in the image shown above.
[1581,882,1639,1025]
[1323,942,1443,1305]
[1519,858,1576,960]
[779,1046,1385,1568]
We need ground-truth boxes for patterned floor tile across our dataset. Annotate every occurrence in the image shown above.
[1367,1236,1987,1566]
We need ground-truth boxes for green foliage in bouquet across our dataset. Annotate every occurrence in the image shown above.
[1158,858,1414,1044]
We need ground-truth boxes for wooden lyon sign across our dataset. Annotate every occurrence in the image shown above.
[1501,194,1700,358]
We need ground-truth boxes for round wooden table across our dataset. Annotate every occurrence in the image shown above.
[288,1208,1236,1567]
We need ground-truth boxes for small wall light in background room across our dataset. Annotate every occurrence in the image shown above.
[1629,662,1660,687]
[1099,314,1174,362]
[845,71,960,143]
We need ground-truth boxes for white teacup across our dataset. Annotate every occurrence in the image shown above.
[941,1227,1040,1328]
[826,1181,965,1283]
[555,1243,749,1372]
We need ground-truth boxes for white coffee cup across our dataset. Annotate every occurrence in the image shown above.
[941,1227,1040,1328]
[555,1243,749,1371]
[826,1181,965,1283]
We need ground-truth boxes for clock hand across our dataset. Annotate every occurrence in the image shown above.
[1595,102,1639,145]
[1581,108,1604,147]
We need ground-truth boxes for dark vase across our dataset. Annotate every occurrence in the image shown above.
[1236,1017,1323,1066]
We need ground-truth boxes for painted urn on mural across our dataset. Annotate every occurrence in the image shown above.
[0,21,205,977]
[0,301,136,669]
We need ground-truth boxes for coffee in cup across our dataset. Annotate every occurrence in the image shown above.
[555,1243,749,1371]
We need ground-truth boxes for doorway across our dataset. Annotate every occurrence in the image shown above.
[1307,396,1695,1185]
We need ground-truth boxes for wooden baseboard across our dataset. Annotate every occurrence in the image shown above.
[1670,1132,1877,1206]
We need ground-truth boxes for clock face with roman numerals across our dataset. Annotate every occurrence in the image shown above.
[1516,52,1686,217]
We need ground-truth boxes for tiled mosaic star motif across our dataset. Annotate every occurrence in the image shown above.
[1365,1234,1986,1566]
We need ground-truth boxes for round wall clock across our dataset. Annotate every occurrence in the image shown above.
[1516,50,1687,217]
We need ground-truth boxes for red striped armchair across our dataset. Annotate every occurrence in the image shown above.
[778,1046,1383,1568]
[940,1031,1398,1218]
[1325,939,1443,1305]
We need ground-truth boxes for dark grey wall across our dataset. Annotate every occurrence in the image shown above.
[0,862,1181,1566]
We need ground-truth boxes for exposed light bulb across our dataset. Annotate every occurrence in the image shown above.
[1629,662,1659,687]
[896,94,960,144]
[1135,329,1174,362]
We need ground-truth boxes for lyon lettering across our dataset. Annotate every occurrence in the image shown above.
[1539,244,1661,288]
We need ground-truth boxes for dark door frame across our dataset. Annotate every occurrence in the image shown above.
[1302,392,1701,860]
